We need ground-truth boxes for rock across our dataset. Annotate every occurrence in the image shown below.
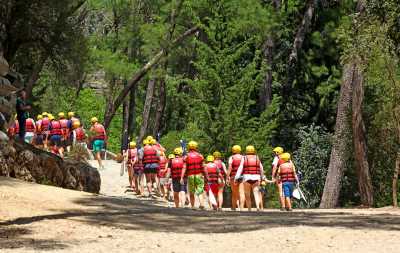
[0,56,9,76]
[0,76,18,96]
[0,140,101,194]
[0,130,8,141]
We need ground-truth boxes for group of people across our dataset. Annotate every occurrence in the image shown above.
[8,92,108,169]
[124,136,299,211]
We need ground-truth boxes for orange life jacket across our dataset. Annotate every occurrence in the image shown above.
[230,154,242,178]
[171,157,185,179]
[25,118,35,133]
[93,123,106,140]
[186,151,204,176]
[206,162,219,184]
[74,127,85,141]
[214,159,225,176]
[279,162,295,182]
[143,145,159,164]
[50,121,62,136]
[243,155,261,175]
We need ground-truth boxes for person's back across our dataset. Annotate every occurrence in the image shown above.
[243,154,261,175]
[206,162,219,184]
[186,150,204,176]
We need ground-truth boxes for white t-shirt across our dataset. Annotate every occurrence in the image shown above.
[272,156,279,167]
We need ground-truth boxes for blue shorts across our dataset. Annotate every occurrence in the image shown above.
[172,178,187,193]
[93,139,105,152]
[283,182,294,198]
[144,163,159,174]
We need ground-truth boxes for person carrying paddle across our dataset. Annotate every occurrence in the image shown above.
[277,152,299,211]
[272,147,286,210]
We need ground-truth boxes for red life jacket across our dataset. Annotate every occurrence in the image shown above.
[243,155,261,175]
[25,118,35,133]
[35,120,42,133]
[74,127,85,141]
[214,159,225,176]
[206,162,219,184]
[143,145,159,164]
[13,120,20,135]
[93,123,106,140]
[186,151,204,176]
[41,117,50,132]
[134,156,144,171]
[279,162,295,182]
[171,157,184,179]
[277,158,286,167]
[159,155,167,169]
[59,119,69,137]
[230,154,242,178]
[128,148,137,162]
[50,121,62,136]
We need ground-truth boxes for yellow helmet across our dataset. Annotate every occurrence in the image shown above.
[37,114,43,120]
[146,135,154,141]
[58,112,65,118]
[281,152,291,162]
[150,138,157,145]
[48,114,55,121]
[245,145,256,154]
[129,141,136,148]
[168,154,175,159]
[72,121,80,129]
[68,112,75,118]
[231,145,241,154]
[42,112,48,117]
[90,117,98,123]
[206,155,215,162]
[174,147,183,156]
[143,139,150,145]
[188,141,198,150]
[213,151,222,159]
[273,147,284,155]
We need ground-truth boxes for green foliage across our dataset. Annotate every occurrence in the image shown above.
[293,125,332,208]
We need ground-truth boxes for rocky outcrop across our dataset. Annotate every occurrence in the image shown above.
[0,137,101,193]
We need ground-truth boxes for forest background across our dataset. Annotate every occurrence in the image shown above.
[1,0,400,209]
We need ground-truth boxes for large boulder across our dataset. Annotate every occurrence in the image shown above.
[0,136,101,194]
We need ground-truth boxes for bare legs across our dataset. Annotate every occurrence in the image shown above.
[145,173,156,196]
[243,181,261,211]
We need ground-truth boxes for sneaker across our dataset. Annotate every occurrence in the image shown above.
[286,208,293,212]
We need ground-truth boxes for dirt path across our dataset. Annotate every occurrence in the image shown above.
[1,160,400,253]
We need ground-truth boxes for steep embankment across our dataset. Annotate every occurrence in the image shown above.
[1,164,400,253]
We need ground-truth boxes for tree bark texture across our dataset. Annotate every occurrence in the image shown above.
[103,26,198,129]
[320,63,355,208]
[393,152,400,207]
[258,35,274,112]
[121,81,129,152]
[127,86,136,140]
[351,65,374,207]
[284,0,315,93]
[138,79,156,143]
[153,79,166,136]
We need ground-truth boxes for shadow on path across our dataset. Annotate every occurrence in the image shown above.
[2,195,400,234]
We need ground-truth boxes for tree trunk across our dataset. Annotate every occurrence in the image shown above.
[138,79,156,143]
[127,85,136,140]
[103,26,198,129]
[26,55,48,100]
[284,0,315,93]
[153,78,166,136]
[320,63,355,208]
[258,35,274,112]
[393,152,400,207]
[121,81,129,153]
[352,65,374,207]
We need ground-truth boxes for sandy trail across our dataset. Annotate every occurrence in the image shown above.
[1,160,400,253]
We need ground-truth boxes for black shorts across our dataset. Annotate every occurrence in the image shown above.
[144,163,159,174]
[172,178,187,193]
[35,134,43,145]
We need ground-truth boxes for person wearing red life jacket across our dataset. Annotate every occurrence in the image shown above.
[7,117,19,138]
[34,114,44,148]
[41,112,51,149]
[227,145,244,211]
[168,147,186,207]
[24,117,36,144]
[204,155,224,210]
[142,136,160,197]
[213,151,227,210]
[89,117,107,170]
[234,145,265,211]
[157,152,170,200]
[272,146,286,210]
[133,145,145,196]
[58,112,69,148]
[71,121,86,146]
[277,153,299,211]
[67,112,80,152]
[126,141,138,190]
[180,141,207,209]
[48,114,64,158]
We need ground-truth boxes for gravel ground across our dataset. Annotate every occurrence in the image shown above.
[1,160,400,253]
